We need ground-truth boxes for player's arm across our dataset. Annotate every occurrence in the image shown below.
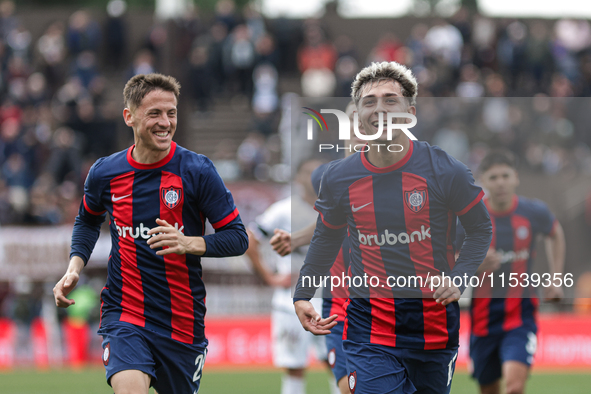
[293,162,344,333]
[434,158,492,305]
[270,221,316,257]
[544,220,566,301]
[54,256,85,307]
[56,162,107,307]
[245,229,290,287]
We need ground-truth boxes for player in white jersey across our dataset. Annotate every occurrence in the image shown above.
[245,158,338,394]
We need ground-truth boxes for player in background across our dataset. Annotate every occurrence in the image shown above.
[293,61,493,394]
[53,73,248,394]
[270,100,363,394]
[245,158,339,394]
[457,150,565,394]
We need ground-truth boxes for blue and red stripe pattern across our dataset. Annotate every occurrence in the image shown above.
[296,140,490,350]
[462,195,556,337]
[72,142,246,344]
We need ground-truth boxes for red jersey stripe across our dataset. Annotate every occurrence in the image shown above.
[349,176,396,346]
[211,207,240,229]
[111,171,145,327]
[83,195,106,215]
[456,190,484,216]
[401,172,448,349]
[472,216,495,336]
[160,171,194,344]
[328,248,348,321]
[503,214,531,331]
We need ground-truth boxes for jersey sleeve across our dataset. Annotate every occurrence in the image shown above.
[441,155,484,216]
[82,158,107,216]
[313,163,347,230]
[530,199,557,236]
[311,162,329,197]
[197,157,240,229]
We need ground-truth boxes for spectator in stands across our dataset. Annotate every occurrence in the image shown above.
[105,0,128,70]
[224,23,256,97]
[66,10,101,56]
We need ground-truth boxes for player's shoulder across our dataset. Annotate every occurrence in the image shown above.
[516,196,551,215]
[89,148,128,177]
[415,140,468,176]
[174,144,213,168]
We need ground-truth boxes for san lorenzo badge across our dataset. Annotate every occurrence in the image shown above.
[404,189,427,213]
[348,371,357,394]
[161,186,182,209]
[103,343,110,366]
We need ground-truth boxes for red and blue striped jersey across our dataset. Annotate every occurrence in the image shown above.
[297,140,490,350]
[458,195,556,337]
[72,142,246,344]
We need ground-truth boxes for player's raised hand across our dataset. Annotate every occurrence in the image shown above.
[147,218,205,256]
[270,229,292,256]
[294,300,338,335]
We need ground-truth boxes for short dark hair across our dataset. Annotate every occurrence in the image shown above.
[123,73,181,111]
[479,150,517,174]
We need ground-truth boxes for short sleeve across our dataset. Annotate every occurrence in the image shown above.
[197,157,240,229]
[314,163,347,229]
[443,157,484,216]
[530,199,556,236]
[82,159,106,216]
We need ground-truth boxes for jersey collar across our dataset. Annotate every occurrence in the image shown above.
[360,139,414,173]
[484,194,519,217]
[127,141,177,169]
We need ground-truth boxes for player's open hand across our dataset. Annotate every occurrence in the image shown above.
[53,272,79,308]
[270,229,292,256]
[294,300,338,335]
[426,277,461,306]
[148,218,194,255]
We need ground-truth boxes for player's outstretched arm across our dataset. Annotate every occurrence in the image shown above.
[294,300,338,335]
[148,218,207,256]
[53,256,85,308]
[544,220,566,301]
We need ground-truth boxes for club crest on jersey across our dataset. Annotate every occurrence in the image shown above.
[404,188,427,213]
[348,371,357,393]
[161,186,182,209]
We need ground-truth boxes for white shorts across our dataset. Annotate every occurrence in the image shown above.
[271,305,326,369]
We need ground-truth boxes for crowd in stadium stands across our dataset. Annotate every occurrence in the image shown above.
[1,0,591,226]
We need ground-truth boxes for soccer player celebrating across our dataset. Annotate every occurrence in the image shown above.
[458,150,565,394]
[293,61,493,393]
[53,74,248,394]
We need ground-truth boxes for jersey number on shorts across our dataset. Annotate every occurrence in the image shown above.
[193,349,208,383]
[447,352,458,386]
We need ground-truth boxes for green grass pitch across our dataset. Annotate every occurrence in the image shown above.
[1,368,590,393]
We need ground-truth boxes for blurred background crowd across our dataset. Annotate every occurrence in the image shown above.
[2,0,591,227]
